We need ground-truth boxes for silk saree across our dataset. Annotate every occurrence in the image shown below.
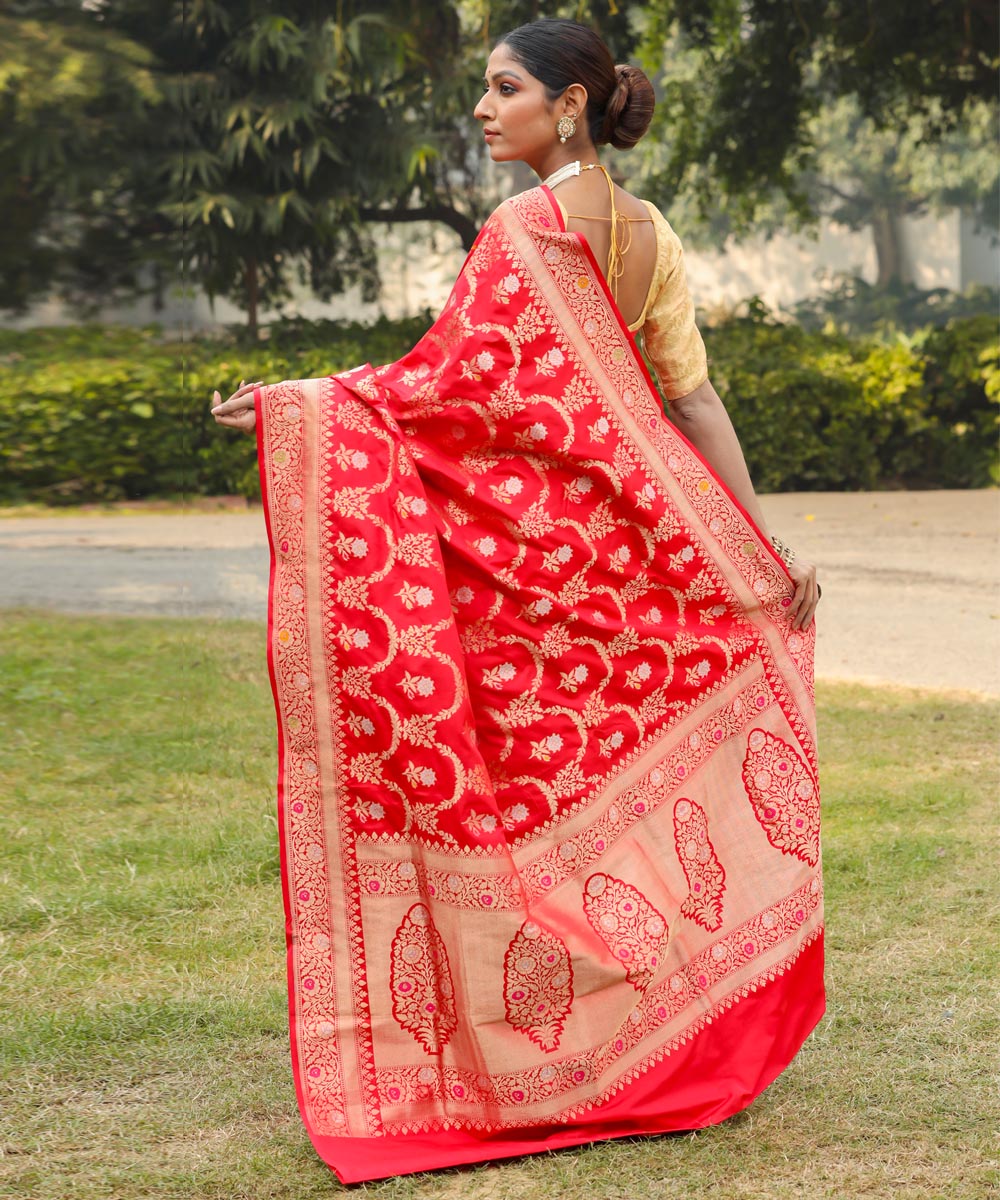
[254,185,824,1184]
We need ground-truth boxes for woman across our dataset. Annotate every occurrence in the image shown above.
[212,18,823,1185]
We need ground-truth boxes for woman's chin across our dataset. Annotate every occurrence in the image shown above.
[486,142,518,163]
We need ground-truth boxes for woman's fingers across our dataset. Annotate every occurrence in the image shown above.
[213,406,254,426]
[785,559,820,629]
[210,381,262,434]
[790,582,818,629]
[211,381,263,433]
[211,380,263,416]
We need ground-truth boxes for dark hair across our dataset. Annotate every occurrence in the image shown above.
[497,18,654,151]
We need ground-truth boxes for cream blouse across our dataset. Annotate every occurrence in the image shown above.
[554,195,709,402]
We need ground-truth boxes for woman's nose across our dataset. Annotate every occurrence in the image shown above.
[473,94,491,121]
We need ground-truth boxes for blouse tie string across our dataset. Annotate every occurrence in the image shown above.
[544,162,652,303]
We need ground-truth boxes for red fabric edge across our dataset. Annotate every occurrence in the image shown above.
[304,932,824,1183]
[539,185,792,586]
[255,388,314,1140]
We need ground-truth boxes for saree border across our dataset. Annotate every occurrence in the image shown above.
[257,382,355,1136]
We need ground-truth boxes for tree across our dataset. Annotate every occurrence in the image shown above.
[800,99,998,287]
[0,0,477,329]
[637,0,999,225]
[0,0,646,328]
[0,0,163,313]
[150,0,633,334]
[637,90,999,289]
[151,2,462,336]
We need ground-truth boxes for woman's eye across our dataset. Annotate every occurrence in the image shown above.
[499,84,515,96]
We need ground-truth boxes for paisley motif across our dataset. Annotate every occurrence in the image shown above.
[673,798,726,930]
[742,728,820,865]
[583,873,669,991]
[503,920,574,1051]
[389,904,458,1053]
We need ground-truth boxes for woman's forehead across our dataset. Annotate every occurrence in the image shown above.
[484,45,529,81]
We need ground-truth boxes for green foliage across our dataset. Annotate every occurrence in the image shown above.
[638,1,999,224]
[1,309,996,504]
[700,303,999,491]
[0,317,432,505]
[0,2,648,329]
[912,316,1000,486]
[2,2,996,327]
[153,1,446,332]
[0,1,166,313]
[703,307,878,492]
[791,275,1000,337]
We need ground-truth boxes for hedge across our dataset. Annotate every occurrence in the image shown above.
[0,316,431,505]
[702,303,999,492]
[0,307,995,504]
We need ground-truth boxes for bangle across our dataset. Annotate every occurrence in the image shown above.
[770,534,796,569]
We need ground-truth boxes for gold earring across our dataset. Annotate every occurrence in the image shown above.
[556,115,577,144]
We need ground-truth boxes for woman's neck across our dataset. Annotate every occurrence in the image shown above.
[542,160,604,189]
[532,148,600,182]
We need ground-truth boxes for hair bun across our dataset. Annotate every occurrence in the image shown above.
[600,63,655,150]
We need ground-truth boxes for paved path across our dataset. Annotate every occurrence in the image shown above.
[1,491,997,695]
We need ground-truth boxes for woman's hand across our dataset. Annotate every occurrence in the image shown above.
[211,380,263,434]
[786,555,820,630]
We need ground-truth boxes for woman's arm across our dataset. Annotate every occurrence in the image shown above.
[668,377,820,630]
[669,378,770,535]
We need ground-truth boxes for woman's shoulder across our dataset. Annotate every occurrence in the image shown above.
[625,197,683,294]
[635,198,683,250]
[495,186,557,230]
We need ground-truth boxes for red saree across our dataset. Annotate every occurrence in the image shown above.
[254,185,823,1184]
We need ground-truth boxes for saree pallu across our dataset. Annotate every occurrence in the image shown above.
[255,185,823,1184]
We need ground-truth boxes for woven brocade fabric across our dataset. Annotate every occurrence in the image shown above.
[254,185,824,1184]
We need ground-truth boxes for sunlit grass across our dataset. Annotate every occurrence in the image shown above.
[0,614,996,1199]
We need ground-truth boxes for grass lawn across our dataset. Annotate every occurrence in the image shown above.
[1,613,996,1200]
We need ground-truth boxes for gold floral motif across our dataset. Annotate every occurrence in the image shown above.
[400,715,439,747]
[397,624,438,657]
[513,306,550,344]
[503,695,547,727]
[335,577,370,608]
[539,625,573,658]
[330,487,371,519]
[395,533,437,567]
[585,504,618,541]
[340,666,373,698]
[460,620,500,655]
[518,502,556,538]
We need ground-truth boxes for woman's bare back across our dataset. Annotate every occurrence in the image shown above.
[553,168,658,327]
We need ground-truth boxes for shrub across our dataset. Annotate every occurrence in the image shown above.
[0,317,432,504]
[700,301,998,491]
[790,274,999,336]
[0,306,995,503]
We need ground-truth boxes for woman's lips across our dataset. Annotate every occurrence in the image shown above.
[484,129,500,140]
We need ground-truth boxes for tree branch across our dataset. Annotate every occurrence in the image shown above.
[358,203,479,252]
[814,180,863,206]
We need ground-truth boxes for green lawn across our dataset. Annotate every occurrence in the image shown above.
[1,613,996,1199]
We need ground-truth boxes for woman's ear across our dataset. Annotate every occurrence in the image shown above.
[559,82,588,121]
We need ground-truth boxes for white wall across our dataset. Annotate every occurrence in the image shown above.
[681,209,999,315]
[960,211,1000,290]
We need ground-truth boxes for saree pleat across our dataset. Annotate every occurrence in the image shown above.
[255,185,824,1184]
